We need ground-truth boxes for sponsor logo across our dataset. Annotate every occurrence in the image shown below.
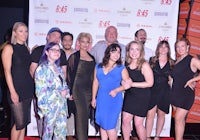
[178,26,185,31]
[158,36,169,42]
[192,11,200,16]
[154,12,168,16]
[180,11,188,15]
[191,45,200,51]
[140,0,155,4]
[34,32,46,37]
[34,19,49,24]
[161,0,172,5]
[78,18,93,27]
[34,3,48,12]
[74,8,88,13]
[98,20,111,28]
[137,9,149,17]
[55,20,72,24]
[188,27,200,34]
[117,23,130,28]
[56,5,68,13]
[117,8,131,16]
[136,24,152,28]
[94,8,111,13]
[158,22,172,31]
[190,111,200,116]
[195,95,200,101]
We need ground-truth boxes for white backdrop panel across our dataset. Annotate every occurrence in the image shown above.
[27,0,179,137]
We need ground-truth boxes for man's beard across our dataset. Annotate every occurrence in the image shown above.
[140,40,146,45]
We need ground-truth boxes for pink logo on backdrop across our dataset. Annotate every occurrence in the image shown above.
[161,0,172,5]
[94,8,111,13]
[158,36,169,42]
[56,5,68,13]
[136,9,149,17]
[136,24,152,28]
[98,21,111,28]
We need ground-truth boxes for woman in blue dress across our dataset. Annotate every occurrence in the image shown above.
[91,43,130,140]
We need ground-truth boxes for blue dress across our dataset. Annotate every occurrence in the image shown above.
[95,64,124,130]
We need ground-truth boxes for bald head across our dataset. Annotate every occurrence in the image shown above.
[105,26,118,45]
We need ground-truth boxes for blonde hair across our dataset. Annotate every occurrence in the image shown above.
[175,37,191,51]
[75,32,93,51]
[126,40,146,69]
[11,22,28,45]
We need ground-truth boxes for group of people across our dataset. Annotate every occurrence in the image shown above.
[1,21,200,140]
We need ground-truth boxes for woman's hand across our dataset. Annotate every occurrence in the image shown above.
[109,89,117,97]
[68,95,74,100]
[184,79,196,90]
[11,92,19,104]
[122,78,132,90]
[91,99,96,108]
[61,90,67,98]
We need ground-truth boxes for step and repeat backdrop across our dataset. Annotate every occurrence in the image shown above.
[27,0,180,137]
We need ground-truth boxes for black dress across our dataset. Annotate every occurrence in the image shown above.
[123,67,151,117]
[149,60,171,114]
[170,55,196,110]
[8,43,34,130]
[72,60,95,140]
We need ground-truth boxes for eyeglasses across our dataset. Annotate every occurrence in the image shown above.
[49,48,61,53]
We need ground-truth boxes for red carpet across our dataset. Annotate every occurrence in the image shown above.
[0,137,175,140]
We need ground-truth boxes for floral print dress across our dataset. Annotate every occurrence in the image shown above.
[35,62,69,140]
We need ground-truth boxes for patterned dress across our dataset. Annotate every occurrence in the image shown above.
[35,62,69,140]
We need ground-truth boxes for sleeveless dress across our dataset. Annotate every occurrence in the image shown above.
[123,67,151,117]
[149,61,171,113]
[170,55,196,110]
[95,64,125,130]
[9,43,34,130]
[72,60,95,140]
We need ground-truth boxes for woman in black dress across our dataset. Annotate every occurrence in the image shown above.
[170,38,200,140]
[146,40,174,140]
[66,32,95,140]
[1,22,34,140]
[122,41,153,140]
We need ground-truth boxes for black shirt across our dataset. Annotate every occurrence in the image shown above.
[31,45,67,66]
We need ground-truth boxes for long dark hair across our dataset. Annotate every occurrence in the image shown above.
[99,43,122,67]
[150,40,174,68]
[39,42,61,66]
